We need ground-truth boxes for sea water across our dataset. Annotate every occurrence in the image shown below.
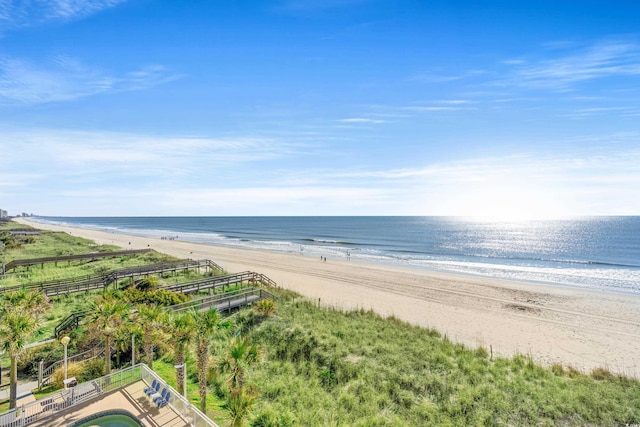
[34,216,640,294]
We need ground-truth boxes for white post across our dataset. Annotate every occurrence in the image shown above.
[131,334,135,366]
[61,336,70,388]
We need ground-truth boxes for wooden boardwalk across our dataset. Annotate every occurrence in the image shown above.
[53,271,276,337]
[1,259,224,297]
[2,249,152,273]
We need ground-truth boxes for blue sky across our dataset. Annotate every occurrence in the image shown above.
[1,0,639,217]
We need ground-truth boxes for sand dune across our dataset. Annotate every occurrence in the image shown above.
[15,218,640,377]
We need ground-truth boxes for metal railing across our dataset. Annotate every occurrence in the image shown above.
[0,364,219,427]
[39,343,105,387]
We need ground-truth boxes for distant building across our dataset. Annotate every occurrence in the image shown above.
[0,209,7,218]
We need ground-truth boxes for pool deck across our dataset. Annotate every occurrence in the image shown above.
[29,381,189,427]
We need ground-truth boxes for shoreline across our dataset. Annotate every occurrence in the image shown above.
[14,217,640,377]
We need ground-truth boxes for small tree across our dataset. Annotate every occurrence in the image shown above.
[0,290,50,409]
[86,299,130,375]
[167,311,196,396]
[219,336,260,427]
[0,312,37,409]
[135,304,167,369]
[192,308,232,413]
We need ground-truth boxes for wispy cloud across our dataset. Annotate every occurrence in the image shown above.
[410,69,487,84]
[0,57,181,104]
[0,0,127,31]
[505,39,640,90]
[0,128,303,181]
[336,118,385,124]
[562,106,640,119]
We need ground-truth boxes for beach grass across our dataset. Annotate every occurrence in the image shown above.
[230,292,640,426]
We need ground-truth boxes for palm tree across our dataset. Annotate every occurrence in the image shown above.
[225,385,258,427]
[135,304,167,369]
[219,336,260,427]
[0,311,37,409]
[113,323,139,368]
[86,299,130,375]
[191,307,232,413]
[2,288,51,319]
[0,290,50,409]
[167,311,196,396]
[219,336,259,392]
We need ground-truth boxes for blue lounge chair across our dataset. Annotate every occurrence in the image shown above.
[153,388,168,404]
[144,380,159,396]
[157,391,170,408]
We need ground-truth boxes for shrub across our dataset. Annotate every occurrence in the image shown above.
[51,362,85,388]
[18,344,64,377]
[591,367,614,381]
[79,358,105,382]
[122,288,187,306]
[254,299,277,317]
[251,408,296,427]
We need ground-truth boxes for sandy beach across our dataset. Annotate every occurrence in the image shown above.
[15,218,640,377]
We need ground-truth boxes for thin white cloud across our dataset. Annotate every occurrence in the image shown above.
[0,57,181,104]
[434,100,476,105]
[506,39,640,89]
[0,172,42,187]
[337,118,385,124]
[410,69,487,84]
[0,0,127,31]
[401,106,468,112]
[0,128,301,181]
[562,106,640,119]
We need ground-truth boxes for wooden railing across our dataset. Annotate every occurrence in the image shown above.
[2,249,152,273]
[50,271,277,336]
[167,288,275,314]
[1,259,220,297]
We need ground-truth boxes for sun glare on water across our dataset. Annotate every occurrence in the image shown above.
[446,186,573,222]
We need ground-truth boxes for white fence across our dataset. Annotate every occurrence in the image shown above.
[0,364,218,427]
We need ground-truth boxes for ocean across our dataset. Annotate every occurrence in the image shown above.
[34,216,640,294]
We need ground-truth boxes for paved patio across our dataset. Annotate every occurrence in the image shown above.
[29,380,189,427]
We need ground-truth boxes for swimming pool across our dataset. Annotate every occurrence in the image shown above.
[68,409,144,427]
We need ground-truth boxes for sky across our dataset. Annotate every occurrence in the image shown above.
[1,0,640,218]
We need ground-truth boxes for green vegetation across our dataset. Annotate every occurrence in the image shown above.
[2,219,640,426]
[0,289,51,409]
[230,293,640,426]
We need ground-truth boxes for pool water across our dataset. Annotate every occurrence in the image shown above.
[69,410,144,427]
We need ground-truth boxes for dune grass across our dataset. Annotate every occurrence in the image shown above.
[233,293,640,426]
